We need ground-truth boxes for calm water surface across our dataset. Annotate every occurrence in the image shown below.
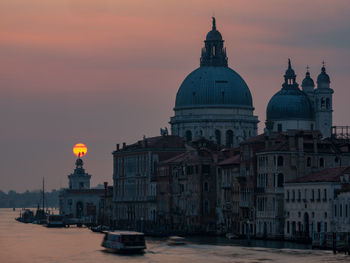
[0,208,348,263]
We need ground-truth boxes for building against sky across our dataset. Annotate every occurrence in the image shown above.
[266,60,333,138]
[112,135,185,231]
[59,158,104,222]
[170,18,259,147]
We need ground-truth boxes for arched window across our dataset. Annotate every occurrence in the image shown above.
[153,161,158,175]
[185,130,192,142]
[307,157,312,167]
[277,173,284,188]
[226,130,234,147]
[326,98,330,109]
[319,158,325,168]
[215,129,221,145]
[204,200,210,215]
[321,98,325,109]
[277,156,284,166]
[204,181,209,192]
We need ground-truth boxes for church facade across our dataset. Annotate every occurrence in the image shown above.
[170,18,259,147]
[266,60,333,138]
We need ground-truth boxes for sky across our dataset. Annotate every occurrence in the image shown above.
[1,0,350,192]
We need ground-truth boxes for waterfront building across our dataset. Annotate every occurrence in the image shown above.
[284,167,350,240]
[333,175,350,233]
[170,17,258,146]
[59,158,104,222]
[216,153,241,234]
[112,135,185,232]
[158,139,224,234]
[255,130,350,239]
[266,60,333,138]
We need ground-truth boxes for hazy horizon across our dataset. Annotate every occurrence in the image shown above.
[1,0,350,192]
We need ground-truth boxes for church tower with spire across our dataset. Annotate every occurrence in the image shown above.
[314,63,333,138]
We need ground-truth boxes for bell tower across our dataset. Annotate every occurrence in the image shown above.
[315,63,333,138]
[68,158,91,190]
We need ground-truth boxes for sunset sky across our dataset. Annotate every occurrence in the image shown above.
[1,0,350,192]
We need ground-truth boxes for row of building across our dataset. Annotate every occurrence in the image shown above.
[59,18,350,240]
[59,129,350,239]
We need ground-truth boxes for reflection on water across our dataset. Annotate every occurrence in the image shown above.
[0,209,348,263]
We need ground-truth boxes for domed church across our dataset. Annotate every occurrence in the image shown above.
[266,60,333,138]
[170,18,259,147]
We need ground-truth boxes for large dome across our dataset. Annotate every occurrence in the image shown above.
[266,88,314,120]
[175,66,253,109]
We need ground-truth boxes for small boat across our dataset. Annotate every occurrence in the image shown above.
[46,215,65,227]
[225,233,238,240]
[16,209,34,223]
[167,236,186,246]
[101,231,146,253]
[91,225,110,233]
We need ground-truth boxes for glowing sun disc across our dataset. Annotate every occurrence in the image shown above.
[73,143,87,157]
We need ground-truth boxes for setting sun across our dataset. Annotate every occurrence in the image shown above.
[73,143,87,157]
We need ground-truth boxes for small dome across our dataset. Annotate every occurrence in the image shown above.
[175,67,253,109]
[267,88,314,120]
[206,30,222,41]
[302,71,315,88]
[317,66,330,84]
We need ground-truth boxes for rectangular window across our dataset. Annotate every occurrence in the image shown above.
[346,205,348,217]
[334,205,337,217]
[277,124,282,132]
[202,165,210,174]
[340,205,343,217]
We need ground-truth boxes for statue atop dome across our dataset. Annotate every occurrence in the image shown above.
[200,17,227,67]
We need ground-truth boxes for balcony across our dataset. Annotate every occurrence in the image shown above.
[147,196,157,201]
[255,187,265,194]
[223,202,232,211]
[239,200,250,208]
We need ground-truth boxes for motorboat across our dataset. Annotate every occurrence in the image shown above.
[46,215,65,227]
[167,236,186,246]
[101,231,146,253]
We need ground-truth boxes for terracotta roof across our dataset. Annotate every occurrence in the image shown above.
[218,155,240,166]
[287,166,350,184]
[160,152,190,164]
[240,134,266,144]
